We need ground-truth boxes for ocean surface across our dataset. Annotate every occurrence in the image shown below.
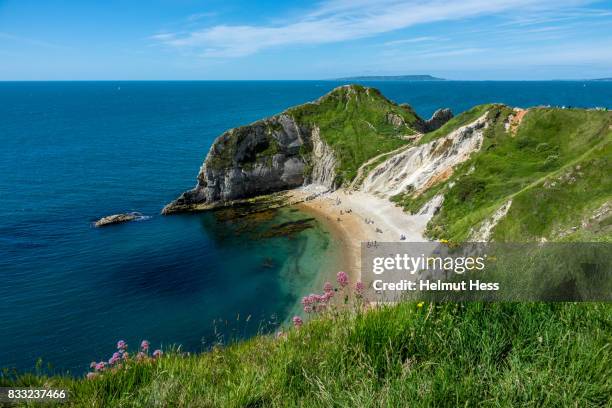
[1,80,611,375]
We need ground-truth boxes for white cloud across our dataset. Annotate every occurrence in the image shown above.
[0,32,68,50]
[186,12,216,22]
[383,36,441,46]
[152,0,595,58]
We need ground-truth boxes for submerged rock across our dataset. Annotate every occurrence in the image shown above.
[94,212,141,227]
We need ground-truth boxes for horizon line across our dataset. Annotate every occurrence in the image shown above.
[0,78,610,82]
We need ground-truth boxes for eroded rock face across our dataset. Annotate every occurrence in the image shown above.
[162,115,337,214]
[423,108,454,132]
[360,113,489,198]
[308,127,338,188]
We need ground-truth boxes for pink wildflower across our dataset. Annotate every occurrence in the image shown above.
[108,352,121,365]
[355,281,365,297]
[152,349,163,358]
[140,340,150,352]
[292,316,303,328]
[89,361,97,369]
[337,271,349,287]
[86,372,98,380]
[323,291,334,301]
[303,305,313,313]
[95,362,106,371]
[136,352,146,361]
[323,282,334,293]
[116,340,127,350]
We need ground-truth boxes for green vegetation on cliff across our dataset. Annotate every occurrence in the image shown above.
[205,85,425,186]
[392,106,612,242]
[289,85,418,184]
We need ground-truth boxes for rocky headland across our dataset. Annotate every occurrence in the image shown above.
[162,85,453,214]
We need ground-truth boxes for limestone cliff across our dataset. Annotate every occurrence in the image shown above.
[163,85,453,214]
[360,113,488,197]
[162,114,315,213]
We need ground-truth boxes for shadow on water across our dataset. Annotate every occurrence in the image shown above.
[200,200,317,244]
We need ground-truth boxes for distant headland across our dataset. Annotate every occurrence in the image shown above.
[334,74,445,81]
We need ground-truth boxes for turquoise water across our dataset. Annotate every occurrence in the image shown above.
[1,80,611,374]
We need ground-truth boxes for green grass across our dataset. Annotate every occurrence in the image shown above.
[405,106,612,242]
[289,85,417,185]
[4,302,610,407]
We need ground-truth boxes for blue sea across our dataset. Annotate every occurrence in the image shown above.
[1,80,611,375]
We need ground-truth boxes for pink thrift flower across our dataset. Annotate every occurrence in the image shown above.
[136,351,146,361]
[303,304,313,313]
[86,372,98,380]
[152,349,163,358]
[323,282,333,293]
[140,340,150,352]
[323,291,334,301]
[355,281,365,296]
[116,340,127,350]
[292,316,303,328]
[95,362,106,371]
[337,271,349,287]
[109,352,121,365]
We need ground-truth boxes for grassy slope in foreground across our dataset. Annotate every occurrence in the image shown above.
[3,303,610,407]
[289,85,418,184]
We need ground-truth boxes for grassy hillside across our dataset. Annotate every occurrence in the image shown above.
[392,106,612,242]
[289,85,419,184]
[3,302,610,407]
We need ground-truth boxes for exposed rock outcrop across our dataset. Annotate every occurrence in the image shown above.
[469,200,513,242]
[94,212,142,227]
[360,113,489,198]
[308,127,337,188]
[422,108,454,132]
[418,194,445,216]
[163,115,316,213]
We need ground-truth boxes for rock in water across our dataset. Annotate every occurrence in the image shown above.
[94,212,141,227]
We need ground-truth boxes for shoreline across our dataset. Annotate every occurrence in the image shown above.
[289,185,432,285]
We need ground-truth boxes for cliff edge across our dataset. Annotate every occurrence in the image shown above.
[163,85,453,214]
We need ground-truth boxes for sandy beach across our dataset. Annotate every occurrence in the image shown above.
[289,185,431,283]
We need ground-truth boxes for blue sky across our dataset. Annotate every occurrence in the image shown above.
[1,0,611,80]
